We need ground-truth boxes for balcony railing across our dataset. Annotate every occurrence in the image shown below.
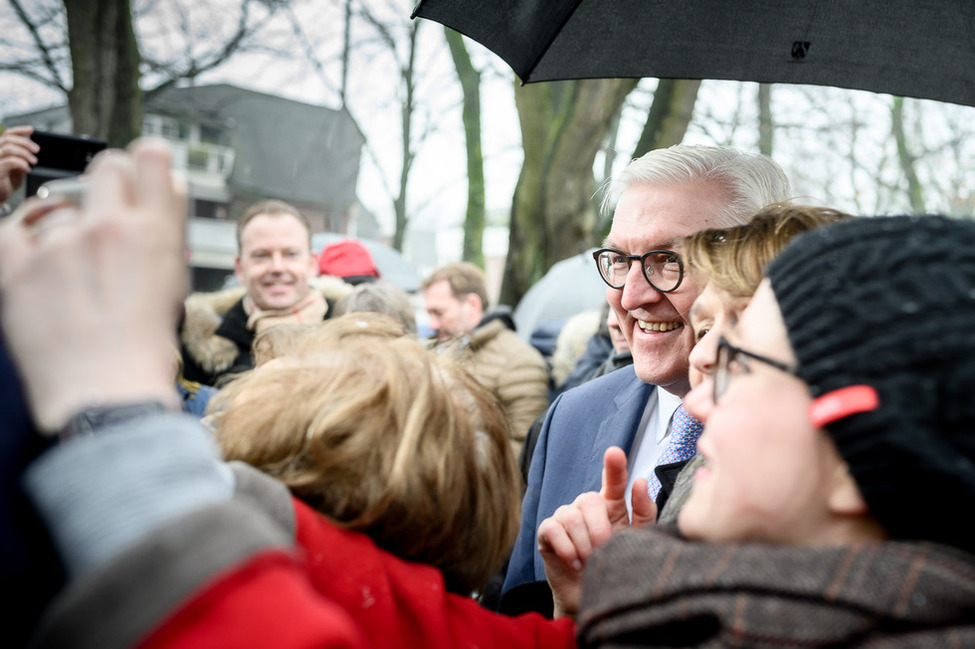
[167,141,236,177]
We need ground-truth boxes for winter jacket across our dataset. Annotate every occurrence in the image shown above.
[179,277,352,386]
[548,310,601,389]
[27,440,576,649]
[439,316,550,456]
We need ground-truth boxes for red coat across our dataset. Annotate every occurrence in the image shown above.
[126,473,576,649]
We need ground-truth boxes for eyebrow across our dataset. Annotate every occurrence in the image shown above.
[723,322,743,346]
[689,300,710,321]
[601,238,682,251]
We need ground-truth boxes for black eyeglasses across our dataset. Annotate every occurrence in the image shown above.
[714,336,799,404]
[592,248,684,293]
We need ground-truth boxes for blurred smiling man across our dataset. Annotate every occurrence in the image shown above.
[501,145,792,616]
[180,200,347,386]
[235,202,317,311]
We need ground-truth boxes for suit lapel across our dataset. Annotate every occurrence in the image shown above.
[584,373,655,491]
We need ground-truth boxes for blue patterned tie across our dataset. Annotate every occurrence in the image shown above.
[647,404,703,500]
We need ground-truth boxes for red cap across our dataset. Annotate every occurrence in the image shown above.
[318,239,380,279]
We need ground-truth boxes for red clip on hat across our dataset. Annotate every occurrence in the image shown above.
[808,385,879,428]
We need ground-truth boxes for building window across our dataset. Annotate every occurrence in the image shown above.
[160,118,179,139]
[194,199,228,220]
[200,124,225,145]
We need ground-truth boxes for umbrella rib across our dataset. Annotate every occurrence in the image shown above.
[522,0,586,83]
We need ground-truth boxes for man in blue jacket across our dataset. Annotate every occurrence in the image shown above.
[501,145,792,616]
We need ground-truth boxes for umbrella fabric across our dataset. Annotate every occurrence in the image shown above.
[412,0,975,107]
[311,233,422,292]
[513,249,607,343]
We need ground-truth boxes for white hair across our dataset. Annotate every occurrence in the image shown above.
[602,145,792,229]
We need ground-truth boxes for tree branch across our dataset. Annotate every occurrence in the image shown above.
[144,0,280,99]
[357,1,399,57]
[8,0,69,92]
[282,4,342,99]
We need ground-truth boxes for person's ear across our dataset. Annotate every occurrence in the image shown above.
[306,250,318,278]
[827,463,870,517]
[234,256,243,282]
[465,292,483,315]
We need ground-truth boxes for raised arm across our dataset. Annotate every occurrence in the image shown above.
[0,140,185,430]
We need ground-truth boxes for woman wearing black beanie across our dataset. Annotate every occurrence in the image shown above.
[547,215,975,646]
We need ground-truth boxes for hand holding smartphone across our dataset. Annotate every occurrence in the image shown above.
[26,131,107,198]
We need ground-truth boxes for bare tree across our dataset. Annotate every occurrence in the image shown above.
[3,0,71,93]
[357,5,423,252]
[444,27,485,266]
[277,0,462,251]
[757,83,772,156]
[631,79,701,159]
[891,96,925,213]
[1,0,286,146]
[741,84,973,217]
[63,0,141,147]
[500,78,637,306]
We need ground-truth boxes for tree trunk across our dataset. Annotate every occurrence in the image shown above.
[340,0,352,108]
[391,21,419,252]
[757,83,773,156]
[601,106,623,184]
[891,96,925,213]
[595,106,624,238]
[631,79,700,159]
[444,28,486,267]
[500,78,637,307]
[63,0,142,147]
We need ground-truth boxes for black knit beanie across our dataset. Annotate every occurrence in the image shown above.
[766,214,975,554]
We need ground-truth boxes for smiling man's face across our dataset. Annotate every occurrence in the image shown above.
[604,180,728,397]
[235,212,316,311]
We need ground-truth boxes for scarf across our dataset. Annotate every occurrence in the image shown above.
[243,291,327,335]
[579,526,975,648]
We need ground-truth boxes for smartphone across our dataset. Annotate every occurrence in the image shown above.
[35,177,88,207]
[26,131,107,198]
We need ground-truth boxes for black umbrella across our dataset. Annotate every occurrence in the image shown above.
[512,248,607,342]
[412,0,975,107]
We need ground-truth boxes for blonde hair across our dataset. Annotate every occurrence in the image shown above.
[213,319,520,594]
[251,323,319,367]
[251,313,408,366]
[684,203,851,297]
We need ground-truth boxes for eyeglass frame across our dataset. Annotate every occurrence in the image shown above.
[714,336,799,405]
[591,248,685,293]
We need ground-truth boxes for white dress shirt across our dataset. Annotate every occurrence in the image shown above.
[624,387,683,516]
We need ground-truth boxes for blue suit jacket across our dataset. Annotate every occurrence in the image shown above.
[502,365,654,603]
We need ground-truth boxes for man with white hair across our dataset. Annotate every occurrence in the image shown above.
[501,145,791,616]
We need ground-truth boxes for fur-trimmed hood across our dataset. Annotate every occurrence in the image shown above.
[550,309,601,387]
[180,276,353,375]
